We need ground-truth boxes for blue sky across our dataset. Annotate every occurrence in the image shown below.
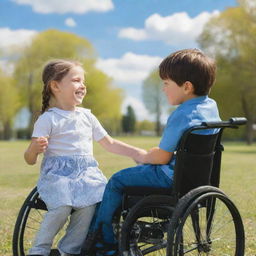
[0,0,237,121]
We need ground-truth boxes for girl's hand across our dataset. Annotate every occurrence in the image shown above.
[133,148,147,164]
[31,136,49,154]
[24,136,49,165]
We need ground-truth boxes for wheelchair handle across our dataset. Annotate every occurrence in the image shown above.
[202,117,247,128]
[229,117,247,125]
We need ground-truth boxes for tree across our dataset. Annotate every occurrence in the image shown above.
[122,105,136,134]
[136,120,155,135]
[198,2,256,144]
[142,69,167,136]
[13,29,123,135]
[0,70,20,139]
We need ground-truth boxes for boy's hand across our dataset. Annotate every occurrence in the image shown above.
[31,136,49,154]
[134,160,144,165]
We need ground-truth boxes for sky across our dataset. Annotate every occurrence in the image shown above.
[0,0,237,121]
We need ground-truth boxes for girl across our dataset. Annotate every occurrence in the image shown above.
[24,59,147,256]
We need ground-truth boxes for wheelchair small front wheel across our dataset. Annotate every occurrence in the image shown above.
[169,192,245,256]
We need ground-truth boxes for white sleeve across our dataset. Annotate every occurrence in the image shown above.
[90,112,108,141]
[31,113,52,138]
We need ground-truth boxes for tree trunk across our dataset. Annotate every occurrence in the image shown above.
[241,94,255,144]
[3,120,12,140]
[27,72,35,136]
[245,120,254,145]
[155,102,161,136]
[155,119,161,136]
[28,113,34,136]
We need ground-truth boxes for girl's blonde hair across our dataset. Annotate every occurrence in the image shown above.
[41,59,82,113]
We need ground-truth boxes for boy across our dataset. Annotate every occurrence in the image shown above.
[88,48,221,255]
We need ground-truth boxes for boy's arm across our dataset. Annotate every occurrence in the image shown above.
[142,147,173,165]
[24,137,48,165]
[98,135,147,163]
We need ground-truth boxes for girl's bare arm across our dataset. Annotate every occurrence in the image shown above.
[98,135,147,163]
[98,135,173,165]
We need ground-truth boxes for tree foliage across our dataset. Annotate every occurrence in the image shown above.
[0,70,20,139]
[198,1,256,143]
[122,105,136,133]
[142,69,167,136]
[13,29,122,134]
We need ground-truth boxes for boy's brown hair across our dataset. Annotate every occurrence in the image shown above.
[159,49,216,96]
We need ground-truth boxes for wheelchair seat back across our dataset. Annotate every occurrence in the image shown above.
[173,117,247,199]
[173,129,221,199]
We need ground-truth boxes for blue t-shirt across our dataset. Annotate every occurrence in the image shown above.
[159,96,221,179]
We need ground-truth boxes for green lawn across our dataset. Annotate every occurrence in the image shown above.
[0,138,255,255]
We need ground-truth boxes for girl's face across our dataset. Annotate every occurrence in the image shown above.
[52,66,86,110]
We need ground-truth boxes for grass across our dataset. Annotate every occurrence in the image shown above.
[0,138,256,255]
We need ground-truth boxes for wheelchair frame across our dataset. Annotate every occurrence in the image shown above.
[13,118,247,256]
[117,118,246,256]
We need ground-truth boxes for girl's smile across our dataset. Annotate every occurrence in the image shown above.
[74,88,86,101]
[75,90,85,97]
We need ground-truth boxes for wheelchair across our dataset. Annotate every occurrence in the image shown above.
[13,117,247,256]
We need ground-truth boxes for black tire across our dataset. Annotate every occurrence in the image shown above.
[168,191,245,256]
[119,195,175,256]
[167,186,226,247]
[12,187,67,256]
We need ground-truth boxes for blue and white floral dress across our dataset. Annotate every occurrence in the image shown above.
[32,107,108,210]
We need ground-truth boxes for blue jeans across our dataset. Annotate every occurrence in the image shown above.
[93,164,173,244]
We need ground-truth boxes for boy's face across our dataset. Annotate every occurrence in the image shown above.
[162,79,189,105]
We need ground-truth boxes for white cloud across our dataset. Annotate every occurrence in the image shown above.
[96,52,162,85]
[0,27,37,75]
[118,28,147,41]
[12,0,114,14]
[65,17,76,27]
[0,27,37,52]
[119,11,219,47]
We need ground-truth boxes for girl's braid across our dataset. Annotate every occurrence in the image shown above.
[41,84,51,114]
[41,62,56,114]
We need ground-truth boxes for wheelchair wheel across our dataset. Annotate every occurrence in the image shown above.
[119,195,174,256]
[12,187,67,256]
[168,191,245,256]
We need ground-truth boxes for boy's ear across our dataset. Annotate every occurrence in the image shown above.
[49,81,60,93]
[183,81,194,94]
